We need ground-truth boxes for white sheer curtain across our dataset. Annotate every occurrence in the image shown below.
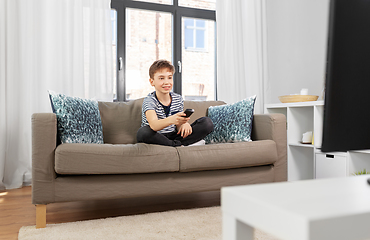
[0,0,113,189]
[216,0,268,113]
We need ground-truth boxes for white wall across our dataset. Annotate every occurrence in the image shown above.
[264,0,330,104]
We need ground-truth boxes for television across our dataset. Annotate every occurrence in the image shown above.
[322,0,370,152]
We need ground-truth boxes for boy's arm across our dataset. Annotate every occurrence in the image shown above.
[174,98,192,137]
[146,110,189,132]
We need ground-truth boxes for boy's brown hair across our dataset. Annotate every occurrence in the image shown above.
[149,59,175,79]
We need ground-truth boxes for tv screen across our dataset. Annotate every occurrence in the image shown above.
[322,0,370,152]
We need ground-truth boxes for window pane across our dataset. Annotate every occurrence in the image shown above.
[179,0,216,10]
[182,18,215,100]
[184,28,194,49]
[196,29,205,48]
[184,19,194,27]
[132,0,172,5]
[196,20,205,28]
[126,9,172,100]
[111,9,117,100]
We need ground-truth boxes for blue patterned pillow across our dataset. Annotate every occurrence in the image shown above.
[205,95,256,144]
[49,91,104,144]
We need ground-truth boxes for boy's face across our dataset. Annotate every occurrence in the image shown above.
[149,68,174,95]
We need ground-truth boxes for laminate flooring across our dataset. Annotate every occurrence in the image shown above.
[0,186,220,239]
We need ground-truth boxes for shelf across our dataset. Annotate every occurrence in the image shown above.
[289,146,314,180]
[289,143,314,148]
[265,100,324,109]
[348,151,370,176]
[265,101,324,181]
[350,150,370,154]
[266,101,370,180]
[288,107,314,144]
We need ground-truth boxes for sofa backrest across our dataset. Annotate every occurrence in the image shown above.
[99,98,225,144]
[98,99,144,144]
[184,100,225,124]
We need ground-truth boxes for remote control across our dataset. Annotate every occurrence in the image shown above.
[183,109,194,118]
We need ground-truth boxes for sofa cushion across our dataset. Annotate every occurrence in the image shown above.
[55,143,179,175]
[98,99,144,144]
[177,140,277,172]
[49,91,104,144]
[205,95,256,144]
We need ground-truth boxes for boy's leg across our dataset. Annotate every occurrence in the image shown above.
[176,117,214,146]
[137,126,182,147]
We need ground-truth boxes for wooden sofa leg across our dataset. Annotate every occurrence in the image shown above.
[36,204,46,228]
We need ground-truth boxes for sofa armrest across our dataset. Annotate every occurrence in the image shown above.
[252,114,287,182]
[32,113,57,204]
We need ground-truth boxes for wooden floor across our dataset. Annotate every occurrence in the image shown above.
[0,186,220,239]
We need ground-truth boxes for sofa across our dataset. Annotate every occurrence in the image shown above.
[31,98,287,228]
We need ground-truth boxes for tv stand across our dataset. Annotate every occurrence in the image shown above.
[265,101,370,181]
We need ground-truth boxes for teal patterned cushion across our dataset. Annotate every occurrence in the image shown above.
[205,95,256,144]
[49,91,104,144]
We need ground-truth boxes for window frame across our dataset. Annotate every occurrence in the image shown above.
[111,0,216,102]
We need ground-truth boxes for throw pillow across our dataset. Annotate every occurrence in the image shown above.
[204,95,256,144]
[49,90,104,144]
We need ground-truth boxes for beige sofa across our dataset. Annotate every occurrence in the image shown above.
[32,98,287,228]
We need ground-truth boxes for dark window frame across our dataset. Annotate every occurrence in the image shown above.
[111,0,216,102]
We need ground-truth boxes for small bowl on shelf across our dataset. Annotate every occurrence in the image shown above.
[278,95,319,103]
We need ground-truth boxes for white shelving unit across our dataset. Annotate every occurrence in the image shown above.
[265,101,324,181]
[265,100,370,181]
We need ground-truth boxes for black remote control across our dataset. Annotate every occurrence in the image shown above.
[183,109,194,118]
[367,178,370,185]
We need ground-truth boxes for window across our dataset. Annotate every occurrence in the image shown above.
[111,0,216,101]
[184,18,206,50]
[182,18,215,100]
[125,8,172,100]
[111,10,117,46]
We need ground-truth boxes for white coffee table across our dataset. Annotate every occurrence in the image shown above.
[222,175,370,240]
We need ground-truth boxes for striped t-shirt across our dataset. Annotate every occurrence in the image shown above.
[141,91,184,133]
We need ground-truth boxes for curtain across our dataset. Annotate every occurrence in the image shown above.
[216,0,268,113]
[0,0,113,190]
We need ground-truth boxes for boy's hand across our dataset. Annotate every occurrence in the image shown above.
[177,123,192,138]
[171,112,190,126]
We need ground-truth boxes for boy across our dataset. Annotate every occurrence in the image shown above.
[136,59,213,147]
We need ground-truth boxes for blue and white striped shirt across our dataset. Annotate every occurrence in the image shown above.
[141,91,184,133]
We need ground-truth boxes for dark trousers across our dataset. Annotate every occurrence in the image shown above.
[136,117,213,147]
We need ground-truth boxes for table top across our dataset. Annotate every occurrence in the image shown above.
[222,176,370,240]
[223,176,370,220]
